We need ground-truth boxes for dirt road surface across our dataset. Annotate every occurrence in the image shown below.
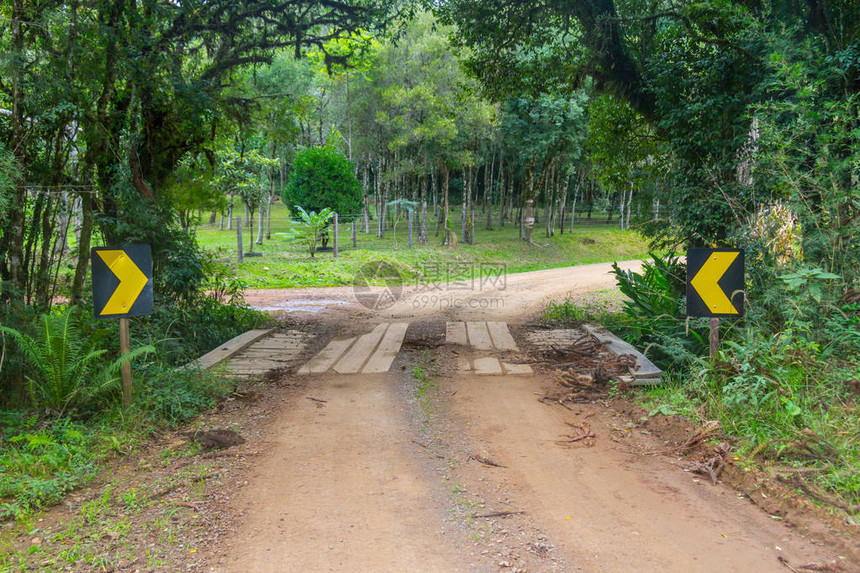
[208,262,856,572]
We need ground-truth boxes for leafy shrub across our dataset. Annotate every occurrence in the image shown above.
[134,364,231,426]
[0,307,153,416]
[608,254,707,368]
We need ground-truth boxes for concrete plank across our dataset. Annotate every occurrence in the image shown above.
[584,324,662,384]
[486,321,518,351]
[466,321,493,350]
[185,329,275,370]
[333,323,389,374]
[297,338,355,375]
[473,357,503,375]
[362,323,409,374]
[446,322,468,345]
[502,362,533,375]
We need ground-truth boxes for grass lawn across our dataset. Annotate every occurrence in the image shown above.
[195,202,651,289]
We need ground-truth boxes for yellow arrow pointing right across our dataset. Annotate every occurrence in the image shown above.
[690,252,740,314]
[96,249,149,316]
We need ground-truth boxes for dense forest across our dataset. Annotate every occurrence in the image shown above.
[0,0,858,525]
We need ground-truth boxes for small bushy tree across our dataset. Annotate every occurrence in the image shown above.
[281,143,362,217]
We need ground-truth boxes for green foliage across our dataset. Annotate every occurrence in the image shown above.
[0,143,18,226]
[162,153,224,228]
[133,365,231,427]
[0,414,98,519]
[282,145,362,217]
[608,254,707,368]
[285,206,335,258]
[0,307,153,416]
[99,185,207,306]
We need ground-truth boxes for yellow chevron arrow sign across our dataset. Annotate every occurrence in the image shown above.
[96,250,148,315]
[92,244,152,318]
[686,248,744,317]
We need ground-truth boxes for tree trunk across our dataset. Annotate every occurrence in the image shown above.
[257,203,265,245]
[362,159,370,233]
[4,0,27,305]
[420,173,428,244]
[441,162,451,245]
[626,186,633,230]
[70,192,93,305]
[498,157,506,229]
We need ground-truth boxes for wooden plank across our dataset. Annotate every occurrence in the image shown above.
[466,321,493,350]
[486,321,518,351]
[333,323,389,374]
[183,329,275,370]
[584,324,662,384]
[362,323,409,373]
[297,338,355,375]
[446,322,468,345]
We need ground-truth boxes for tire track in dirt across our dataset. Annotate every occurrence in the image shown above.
[440,372,835,572]
[216,372,473,573]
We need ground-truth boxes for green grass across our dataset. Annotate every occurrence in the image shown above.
[194,202,650,289]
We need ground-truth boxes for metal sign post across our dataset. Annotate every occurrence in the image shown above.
[92,244,153,408]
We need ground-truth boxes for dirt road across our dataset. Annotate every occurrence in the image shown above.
[209,263,855,572]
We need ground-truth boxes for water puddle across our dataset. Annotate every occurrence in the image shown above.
[251,298,350,313]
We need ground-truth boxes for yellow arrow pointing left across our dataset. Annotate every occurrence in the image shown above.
[96,250,149,316]
[690,251,740,314]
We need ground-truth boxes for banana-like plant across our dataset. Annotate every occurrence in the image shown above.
[286,206,334,257]
[0,306,154,415]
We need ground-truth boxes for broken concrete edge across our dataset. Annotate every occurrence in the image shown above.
[583,323,663,385]
[181,328,276,371]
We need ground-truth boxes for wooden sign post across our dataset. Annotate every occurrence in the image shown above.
[92,244,153,408]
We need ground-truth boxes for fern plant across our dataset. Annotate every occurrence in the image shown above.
[0,306,153,415]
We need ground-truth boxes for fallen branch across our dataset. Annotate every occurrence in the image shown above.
[472,510,525,519]
[690,457,725,485]
[799,560,843,571]
[306,397,327,404]
[642,420,722,456]
[173,501,199,510]
[469,454,507,468]
[778,556,801,573]
[538,396,576,410]
[785,474,860,514]
[558,423,594,443]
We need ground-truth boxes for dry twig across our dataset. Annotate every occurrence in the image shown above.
[558,423,594,444]
[469,454,507,468]
[472,510,525,519]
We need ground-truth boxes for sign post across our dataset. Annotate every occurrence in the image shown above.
[92,244,153,408]
[686,248,744,359]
